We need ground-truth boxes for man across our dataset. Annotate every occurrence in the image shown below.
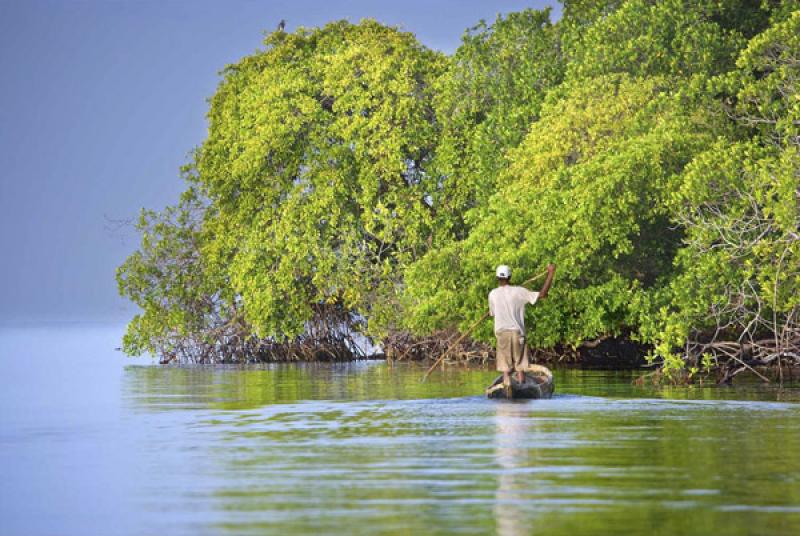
[488,264,556,386]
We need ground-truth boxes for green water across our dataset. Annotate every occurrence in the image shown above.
[2,325,800,535]
[122,363,800,535]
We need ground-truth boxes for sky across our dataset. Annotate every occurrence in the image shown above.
[0,0,561,322]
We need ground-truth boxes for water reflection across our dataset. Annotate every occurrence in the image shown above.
[117,364,800,535]
[123,361,499,410]
[494,402,534,536]
[5,325,800,535]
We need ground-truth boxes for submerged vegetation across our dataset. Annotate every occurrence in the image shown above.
[118,1,800,382]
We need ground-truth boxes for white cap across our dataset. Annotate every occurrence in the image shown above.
[496,265,511,279]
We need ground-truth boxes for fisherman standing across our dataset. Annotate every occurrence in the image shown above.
[488,264,556,386]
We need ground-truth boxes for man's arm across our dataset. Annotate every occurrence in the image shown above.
[538,264,556,299]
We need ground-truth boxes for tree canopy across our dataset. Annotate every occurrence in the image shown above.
[118,2,800,379]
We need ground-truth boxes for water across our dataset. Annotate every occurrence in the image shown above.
[2,323,800,535]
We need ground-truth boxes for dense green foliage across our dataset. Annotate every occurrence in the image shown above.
[195,21,445,341]
[116,186,230,359]
[638,9,800,377]
[404,74,729,346]
[429,8,564,241]
[118,2,800,378]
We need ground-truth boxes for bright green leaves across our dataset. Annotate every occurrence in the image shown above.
[645,141,800,368]
[429,8,564,243]
[404,74,723,348]
[116,187,233,357]
[118,4,799,373]
[718,10,800,148]
[565,0,752,81]
[402,1,798,376]
[193,20,446,339]
[634,10,800,371]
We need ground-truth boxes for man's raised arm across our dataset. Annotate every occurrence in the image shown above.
[538,264,556,299]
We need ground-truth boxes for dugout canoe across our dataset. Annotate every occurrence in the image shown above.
[486,364,554,400]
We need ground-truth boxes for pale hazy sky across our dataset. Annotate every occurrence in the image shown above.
[0,0,560,322]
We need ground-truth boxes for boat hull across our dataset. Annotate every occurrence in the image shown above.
[486,364,554,399]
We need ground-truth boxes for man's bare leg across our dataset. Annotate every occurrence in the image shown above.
[516,370,525,384]
[503,371,511,385]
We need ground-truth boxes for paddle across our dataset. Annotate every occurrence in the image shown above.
[421,267,551,382]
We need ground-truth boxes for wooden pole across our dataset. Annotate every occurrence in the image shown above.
[421,268,550,382]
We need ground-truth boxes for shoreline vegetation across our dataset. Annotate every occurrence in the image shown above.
[118,1,800,384]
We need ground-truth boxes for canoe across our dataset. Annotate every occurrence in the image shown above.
[486,364,554,400]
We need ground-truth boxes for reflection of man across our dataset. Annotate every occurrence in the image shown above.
[488,264,556,386]
[493,402,528,536]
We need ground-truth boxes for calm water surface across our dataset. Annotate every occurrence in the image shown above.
[2,323,800,535]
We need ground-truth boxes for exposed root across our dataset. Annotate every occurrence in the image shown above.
[383,329,494,365]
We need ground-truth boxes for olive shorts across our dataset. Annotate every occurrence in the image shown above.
[495,330,529,372]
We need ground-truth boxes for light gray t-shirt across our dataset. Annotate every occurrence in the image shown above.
[488,285,539,336]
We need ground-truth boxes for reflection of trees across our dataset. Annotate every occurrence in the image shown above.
[490,395,800,535]
[123,362,496,411]
[120,363,501,535]
[121,363,800,535]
